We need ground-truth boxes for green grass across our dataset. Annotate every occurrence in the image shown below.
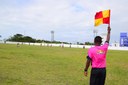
[0,44,128,85]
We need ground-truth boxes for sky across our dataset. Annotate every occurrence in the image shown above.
[0,0,128,44]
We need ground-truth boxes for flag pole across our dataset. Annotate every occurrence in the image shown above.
[108,9,111,27]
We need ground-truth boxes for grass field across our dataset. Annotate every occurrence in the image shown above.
[0,44,128,85]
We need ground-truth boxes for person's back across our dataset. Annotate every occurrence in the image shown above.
[84,26,111,85]
[88,42,109,68]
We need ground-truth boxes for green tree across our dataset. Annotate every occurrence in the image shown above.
[7,34,36,42]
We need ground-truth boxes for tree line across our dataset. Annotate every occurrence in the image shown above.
[7,34,94,45]
[7,34,69,44]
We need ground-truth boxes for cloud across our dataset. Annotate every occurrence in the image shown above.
[0,0,128,43]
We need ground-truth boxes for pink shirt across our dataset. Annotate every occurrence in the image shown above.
[88,42,109,68]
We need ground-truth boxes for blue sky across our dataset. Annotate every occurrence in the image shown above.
[0,0,128,43]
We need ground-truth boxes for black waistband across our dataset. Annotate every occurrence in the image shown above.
[92,68,106,70]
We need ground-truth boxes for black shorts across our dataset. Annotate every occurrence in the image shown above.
[90,68,106,85]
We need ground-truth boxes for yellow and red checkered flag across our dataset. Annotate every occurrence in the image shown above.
[94,9,110,26]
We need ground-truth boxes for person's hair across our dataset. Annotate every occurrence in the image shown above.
[94,36,102,44]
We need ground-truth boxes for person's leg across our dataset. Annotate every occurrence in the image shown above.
[99,68,106,85]
[90,68,100,85]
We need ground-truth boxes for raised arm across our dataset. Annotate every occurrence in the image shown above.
[106,26,111,43]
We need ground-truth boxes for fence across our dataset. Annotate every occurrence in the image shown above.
[0,41,128,51]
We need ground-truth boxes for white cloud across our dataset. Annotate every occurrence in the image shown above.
[0,0,128,43]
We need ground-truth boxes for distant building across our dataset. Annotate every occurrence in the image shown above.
[101,33,107,44]
[120,33,128,47]
[111,42,120,47]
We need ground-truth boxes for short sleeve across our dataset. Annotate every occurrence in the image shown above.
[88,48,93,59]
[87,55,92,61]
[102,42,109,50]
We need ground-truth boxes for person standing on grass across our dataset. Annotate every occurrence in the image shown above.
[84,26,111,85]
